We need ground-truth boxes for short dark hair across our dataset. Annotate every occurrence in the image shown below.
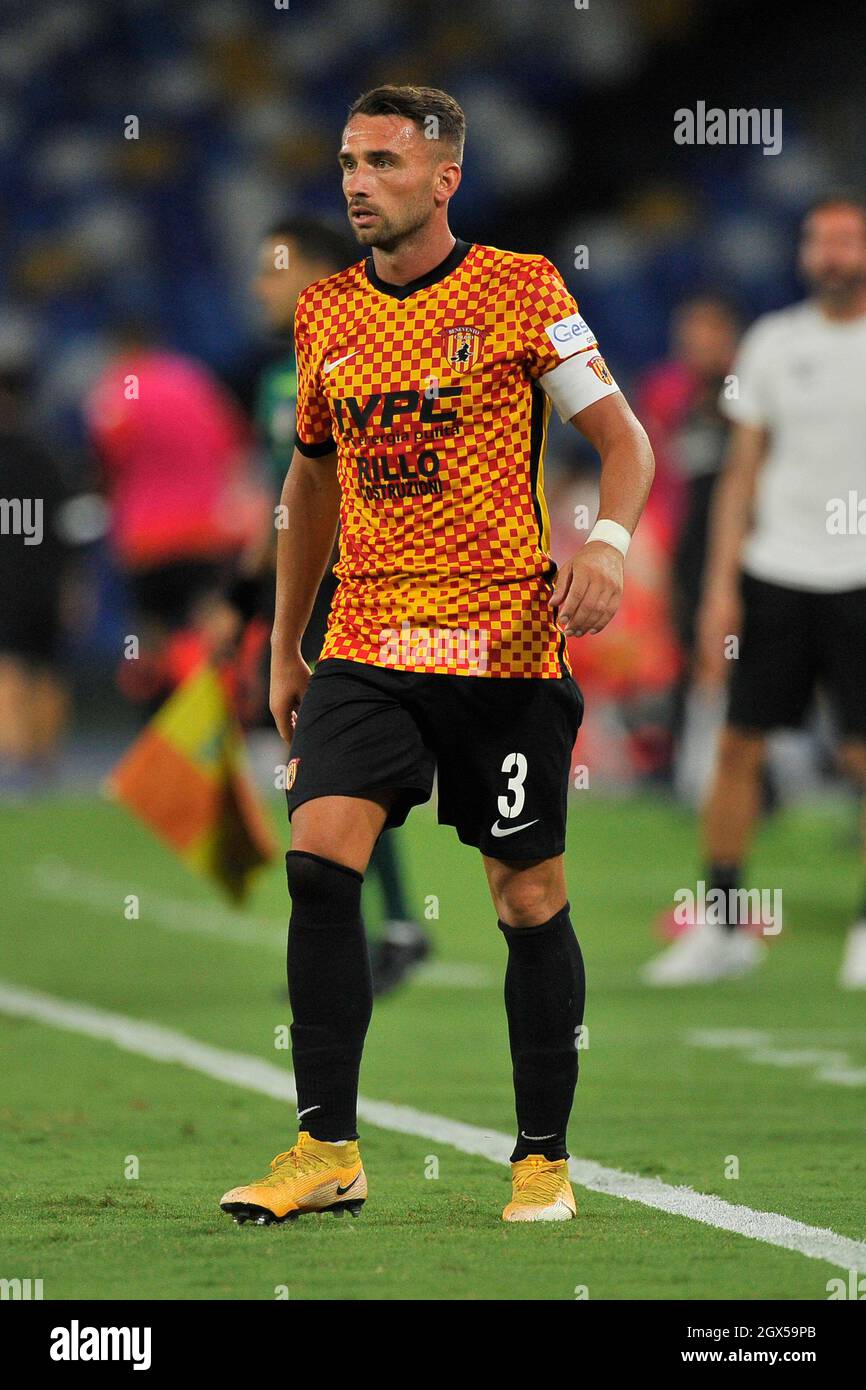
[803,192,866,234]
[346,84,466,164]
[673,289,742,327]
[263,216,358,271]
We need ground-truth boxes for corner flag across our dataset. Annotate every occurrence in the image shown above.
[107,663,277,902]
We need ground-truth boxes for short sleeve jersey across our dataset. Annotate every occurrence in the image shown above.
[720,301,866,591]
[294,239,617,676]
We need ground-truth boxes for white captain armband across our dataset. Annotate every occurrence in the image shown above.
[539,350,620,422]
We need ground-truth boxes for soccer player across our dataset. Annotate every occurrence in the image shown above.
[0,367,73,790]
[249,215,431,994]
[643,196,866,987]
[220,85,653,1225]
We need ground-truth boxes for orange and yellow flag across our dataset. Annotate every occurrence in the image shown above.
[107,663,277,902]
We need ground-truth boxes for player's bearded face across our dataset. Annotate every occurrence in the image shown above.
[340,117,446,251]
[800,210,866,302]
[349,189,432,251]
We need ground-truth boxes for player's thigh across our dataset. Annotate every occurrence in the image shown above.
[291,793,395,874]
[727,576,818,733]
[482,853,567,927]
[285,658,435,859]
[430,672,583,862]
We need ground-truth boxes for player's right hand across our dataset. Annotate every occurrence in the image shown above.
[696,585,741,686]
[269,648,312,745]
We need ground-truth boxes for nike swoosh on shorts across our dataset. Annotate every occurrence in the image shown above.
[490,819,540,837]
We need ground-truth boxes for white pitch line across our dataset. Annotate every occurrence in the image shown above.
[3,979,866,1274]
[688,1029,866,1089]
[29,859,283,950]
[26,859,493,988]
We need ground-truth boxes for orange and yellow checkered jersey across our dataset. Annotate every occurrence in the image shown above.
[293,239,610,678]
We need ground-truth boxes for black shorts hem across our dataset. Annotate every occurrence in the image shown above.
[447,821,567,860]
[725,714,778,734]
[287,780,432,831]
[477,843,567,862]
[0,644,59,668]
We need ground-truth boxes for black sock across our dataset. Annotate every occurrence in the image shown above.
[499,904,585,1163]
[707,863,742,932]
[285,851,373,1142]
[369,831,409,921]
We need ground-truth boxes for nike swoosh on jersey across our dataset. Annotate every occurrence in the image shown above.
[490,819,540,837]
[323,349,359,373]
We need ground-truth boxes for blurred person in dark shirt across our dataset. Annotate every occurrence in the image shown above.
[237,218,358,663]
[637,294,741,661]
[635,296,742,807]
[0,369,73,789]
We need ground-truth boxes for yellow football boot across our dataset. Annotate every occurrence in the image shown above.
[220,1131,367,1225]
[502,1155,577,1223]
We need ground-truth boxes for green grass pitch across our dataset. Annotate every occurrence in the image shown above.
[1,790,864,1300]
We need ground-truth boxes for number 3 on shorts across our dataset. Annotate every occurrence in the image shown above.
[498,752,528,820]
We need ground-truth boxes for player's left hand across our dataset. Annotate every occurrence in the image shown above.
[549,540,624,636]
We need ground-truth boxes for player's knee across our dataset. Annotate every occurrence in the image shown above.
[285,850,363,925]
[492,871,564,928]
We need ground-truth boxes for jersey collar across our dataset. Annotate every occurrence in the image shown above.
[364,238,472,301]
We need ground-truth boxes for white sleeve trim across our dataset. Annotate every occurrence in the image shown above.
[539,352,620,422]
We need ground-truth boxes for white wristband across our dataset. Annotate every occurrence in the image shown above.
[586,519,631,557]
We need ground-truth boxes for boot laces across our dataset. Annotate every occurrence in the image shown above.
[260,1144,322,1184]
[514,1156,564,1202]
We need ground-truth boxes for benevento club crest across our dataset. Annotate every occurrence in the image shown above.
[587,354,614,386]
[286,758,300,791]
[443,324,485,372]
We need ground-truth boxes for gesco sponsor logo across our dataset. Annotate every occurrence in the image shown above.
[545,313,597,357]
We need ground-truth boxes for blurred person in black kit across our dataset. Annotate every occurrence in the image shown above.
[638,294,742,665]
[0,368,77,790]
[227,215,430,996]
[636,295,742,809]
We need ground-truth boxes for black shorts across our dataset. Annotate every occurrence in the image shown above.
[285,658,584,860]
[0,602,60,666]
[727,574,866,737]
[130,560,228,630]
